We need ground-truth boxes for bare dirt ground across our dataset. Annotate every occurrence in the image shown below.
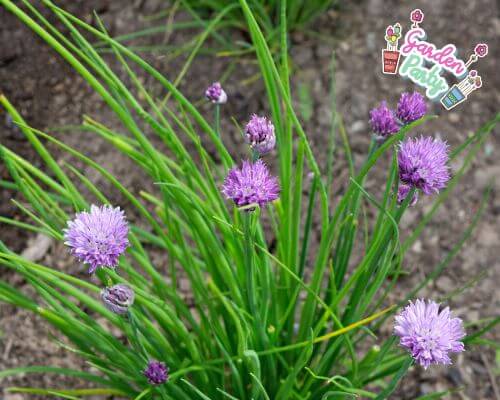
[0,0,499,399]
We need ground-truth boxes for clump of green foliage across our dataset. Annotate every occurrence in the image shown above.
[0,0,498,399]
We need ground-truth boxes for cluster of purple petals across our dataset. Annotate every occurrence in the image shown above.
[144,360,169,385]
[369,92,427,140]
[205,82,227,104]
[395,299,465,369]
[244,114,276,154]
[222,159,279,209]
[369,101,400,139]
[398,136,450,195]
[396,92,427,124]
[64,205,129,274]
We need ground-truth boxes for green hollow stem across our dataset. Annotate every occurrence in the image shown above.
[96,268,113,287]
[127,311,149,363]
[251,149,260,162]
[242,212,256,316]
[333,137,377,290]
[157,385,169,400]
[214,104,221,138]
[374,357,414,400]
[367,136,378,159]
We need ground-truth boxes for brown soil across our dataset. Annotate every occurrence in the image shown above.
[1,0,499,399]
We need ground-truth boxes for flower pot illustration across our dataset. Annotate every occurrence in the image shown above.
[440,71,482,110]
[440,85,466,110]
[382,50,401,74]
[382,24,402,75]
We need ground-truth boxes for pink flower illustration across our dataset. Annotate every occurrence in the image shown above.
[410,9,424,24]
[474,43,488,58]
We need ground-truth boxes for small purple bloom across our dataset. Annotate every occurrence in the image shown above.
[101,284,135,315]
[244,114,276,154]
[222,159,280,209]
[64,205,129,274]
[394,299,465,369]
[144,360,169,385]
[205,82,227,104]
[398,136,450,195]
[397,183,418,206]
[396,92,427,124]
[369,101,399,139]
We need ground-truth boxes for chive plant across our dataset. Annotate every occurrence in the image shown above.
[105,1,338,56]
[0,0,499,399]
[169,0,338,40]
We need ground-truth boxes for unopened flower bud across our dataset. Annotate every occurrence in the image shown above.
[205,82,227,104]
[101,284,134,314]
[144,360,169,385]
[244,114,276,154]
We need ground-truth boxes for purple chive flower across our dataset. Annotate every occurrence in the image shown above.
[394,299,465,369]
[205,82,227,104]
[369,101,399,139]
[64,205,129,274]
[396,92,427,124]
[222,159,280,209]
[101,284,135,315]
[398,136,450,195]
[244,114,276,154]
[397,183,419,206]
[144,361,169,385]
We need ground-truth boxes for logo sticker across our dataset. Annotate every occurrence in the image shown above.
[381,9,488,110]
